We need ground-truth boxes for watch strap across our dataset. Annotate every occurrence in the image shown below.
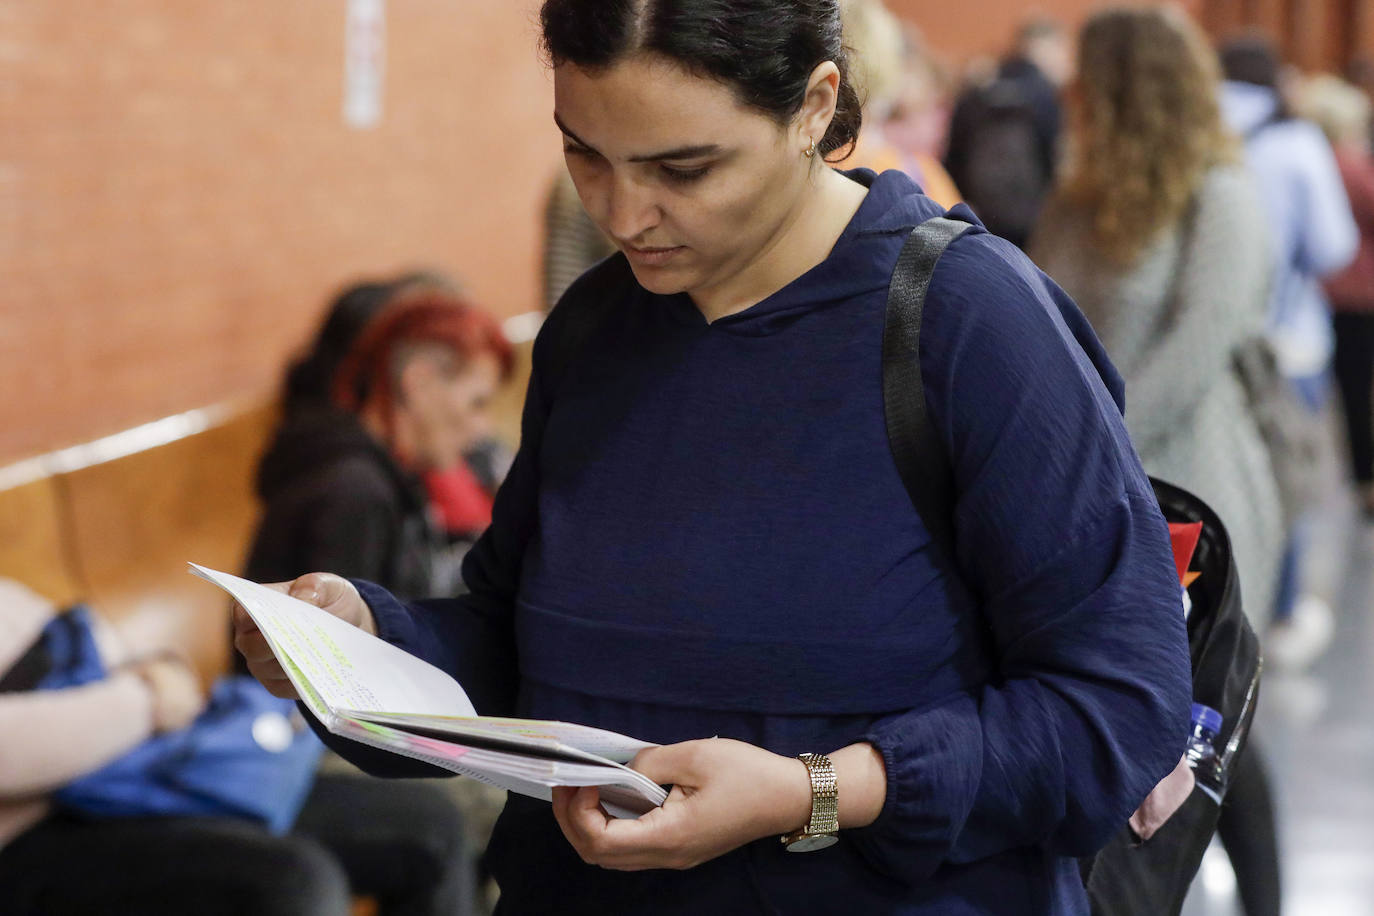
[798,752,839,834]
[781,752,839,850]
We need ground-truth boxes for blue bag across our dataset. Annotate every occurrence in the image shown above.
[34,606,323,835]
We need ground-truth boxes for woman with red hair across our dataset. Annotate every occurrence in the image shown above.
[233,285,512,916]
[244,289,513,601]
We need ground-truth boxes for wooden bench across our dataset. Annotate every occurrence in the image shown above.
[0,400,277,685]
[0,333,534,688]
[0,335,534,916]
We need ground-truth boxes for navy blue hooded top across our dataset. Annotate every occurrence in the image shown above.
[324,170,1193,914]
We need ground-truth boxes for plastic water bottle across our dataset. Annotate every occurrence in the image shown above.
[1185,703,1224,803]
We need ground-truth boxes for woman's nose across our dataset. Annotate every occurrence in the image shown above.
[604,174,660,243]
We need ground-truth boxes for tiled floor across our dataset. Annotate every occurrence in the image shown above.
[1182,483,1374,915]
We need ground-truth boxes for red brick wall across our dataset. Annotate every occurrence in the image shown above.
[896,1,1220,60]
[894,0,1362,74]
[3,0,1362,467]
[890,0,1108,60]
[0,1,561,464]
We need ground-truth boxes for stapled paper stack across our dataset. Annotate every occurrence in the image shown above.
[190,564,666,819]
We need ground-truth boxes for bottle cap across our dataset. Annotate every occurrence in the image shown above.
[1191,703,1223,733]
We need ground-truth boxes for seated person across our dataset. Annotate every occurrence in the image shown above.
[245,286,514,599]
[1,577,478,916]
[0,579,354,916]
[243,283,516,911]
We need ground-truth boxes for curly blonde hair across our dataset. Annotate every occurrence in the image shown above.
[1057,6,1237,266]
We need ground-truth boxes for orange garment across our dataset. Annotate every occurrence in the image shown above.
[847,133,962,209]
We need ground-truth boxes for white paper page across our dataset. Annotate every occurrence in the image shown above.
[332,717,660,818]
[341,711,656,763]
[190,564,476,718]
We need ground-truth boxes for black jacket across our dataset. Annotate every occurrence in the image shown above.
[242,406,439,601]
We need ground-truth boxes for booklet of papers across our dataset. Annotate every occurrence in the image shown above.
[190,564,666,819]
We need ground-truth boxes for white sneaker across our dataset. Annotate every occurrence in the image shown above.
[1264,595,1335,673]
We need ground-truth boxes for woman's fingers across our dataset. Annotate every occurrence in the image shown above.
[551,784,696,870]
[231,598,299,698]
[628,741,700,786]
[286,572,376,634]
[231,572,371,701]
[232,605,272,664]
[550,786,601,864]
[550,738,816,871]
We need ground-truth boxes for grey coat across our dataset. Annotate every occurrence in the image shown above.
[1031,165,1282,623]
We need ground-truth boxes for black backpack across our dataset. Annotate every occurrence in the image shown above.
[886,215,1263,916]
[945,79,1050,247]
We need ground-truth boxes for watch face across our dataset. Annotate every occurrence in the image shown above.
[784,833,839,853]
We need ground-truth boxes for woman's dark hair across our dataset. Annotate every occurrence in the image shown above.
[1219,34,1292,121]
[283,281,395,415]
[1219,36,1280,90]
[539,0,862,158]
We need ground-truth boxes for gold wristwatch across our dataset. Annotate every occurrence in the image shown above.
[781,752,839,852]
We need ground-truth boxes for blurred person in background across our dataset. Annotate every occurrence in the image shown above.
[882,22,962,204]
[1299,75,1374,517]
[840,0,960,207]
[242,286,518,916]
[0,580,359,916]
[277,272,511,562]
[1030,9,1283,915]
[1032,6,1282,639]
[944,16,1071,248]
[246,286,513,599]
[1220,36,1358,673]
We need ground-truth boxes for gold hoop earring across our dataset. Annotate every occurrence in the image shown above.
[803,138,817,159]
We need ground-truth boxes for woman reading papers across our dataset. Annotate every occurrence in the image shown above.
[235,1,1192,912]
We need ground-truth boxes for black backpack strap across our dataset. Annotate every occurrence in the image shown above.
[882,216,973,564]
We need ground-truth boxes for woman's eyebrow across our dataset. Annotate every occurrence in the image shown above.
[554,113,721,162]
[553,113,595,149]
[626,143,722,163]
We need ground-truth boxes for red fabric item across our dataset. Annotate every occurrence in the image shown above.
[1325,148,1374,312]
[1168,521,1203,586]
[425,464,494,534]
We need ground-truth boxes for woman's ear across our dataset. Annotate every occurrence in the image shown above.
[795,60,842,154]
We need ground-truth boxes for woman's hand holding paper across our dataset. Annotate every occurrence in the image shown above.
[551,737,888,870]
[232,571,377,699]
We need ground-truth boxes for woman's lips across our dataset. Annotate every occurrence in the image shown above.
[625,244,685,267]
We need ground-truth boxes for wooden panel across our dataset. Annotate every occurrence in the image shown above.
[1290,0,1347,70]
[1201,0,1251,36]
[1245,0,1292,45]
[1355,0,1374,62]
[0,478,84,607]
[1341,0,1374,66]
[887,0,1100,60]
[58,404,277,682]
[0,0,560,465]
